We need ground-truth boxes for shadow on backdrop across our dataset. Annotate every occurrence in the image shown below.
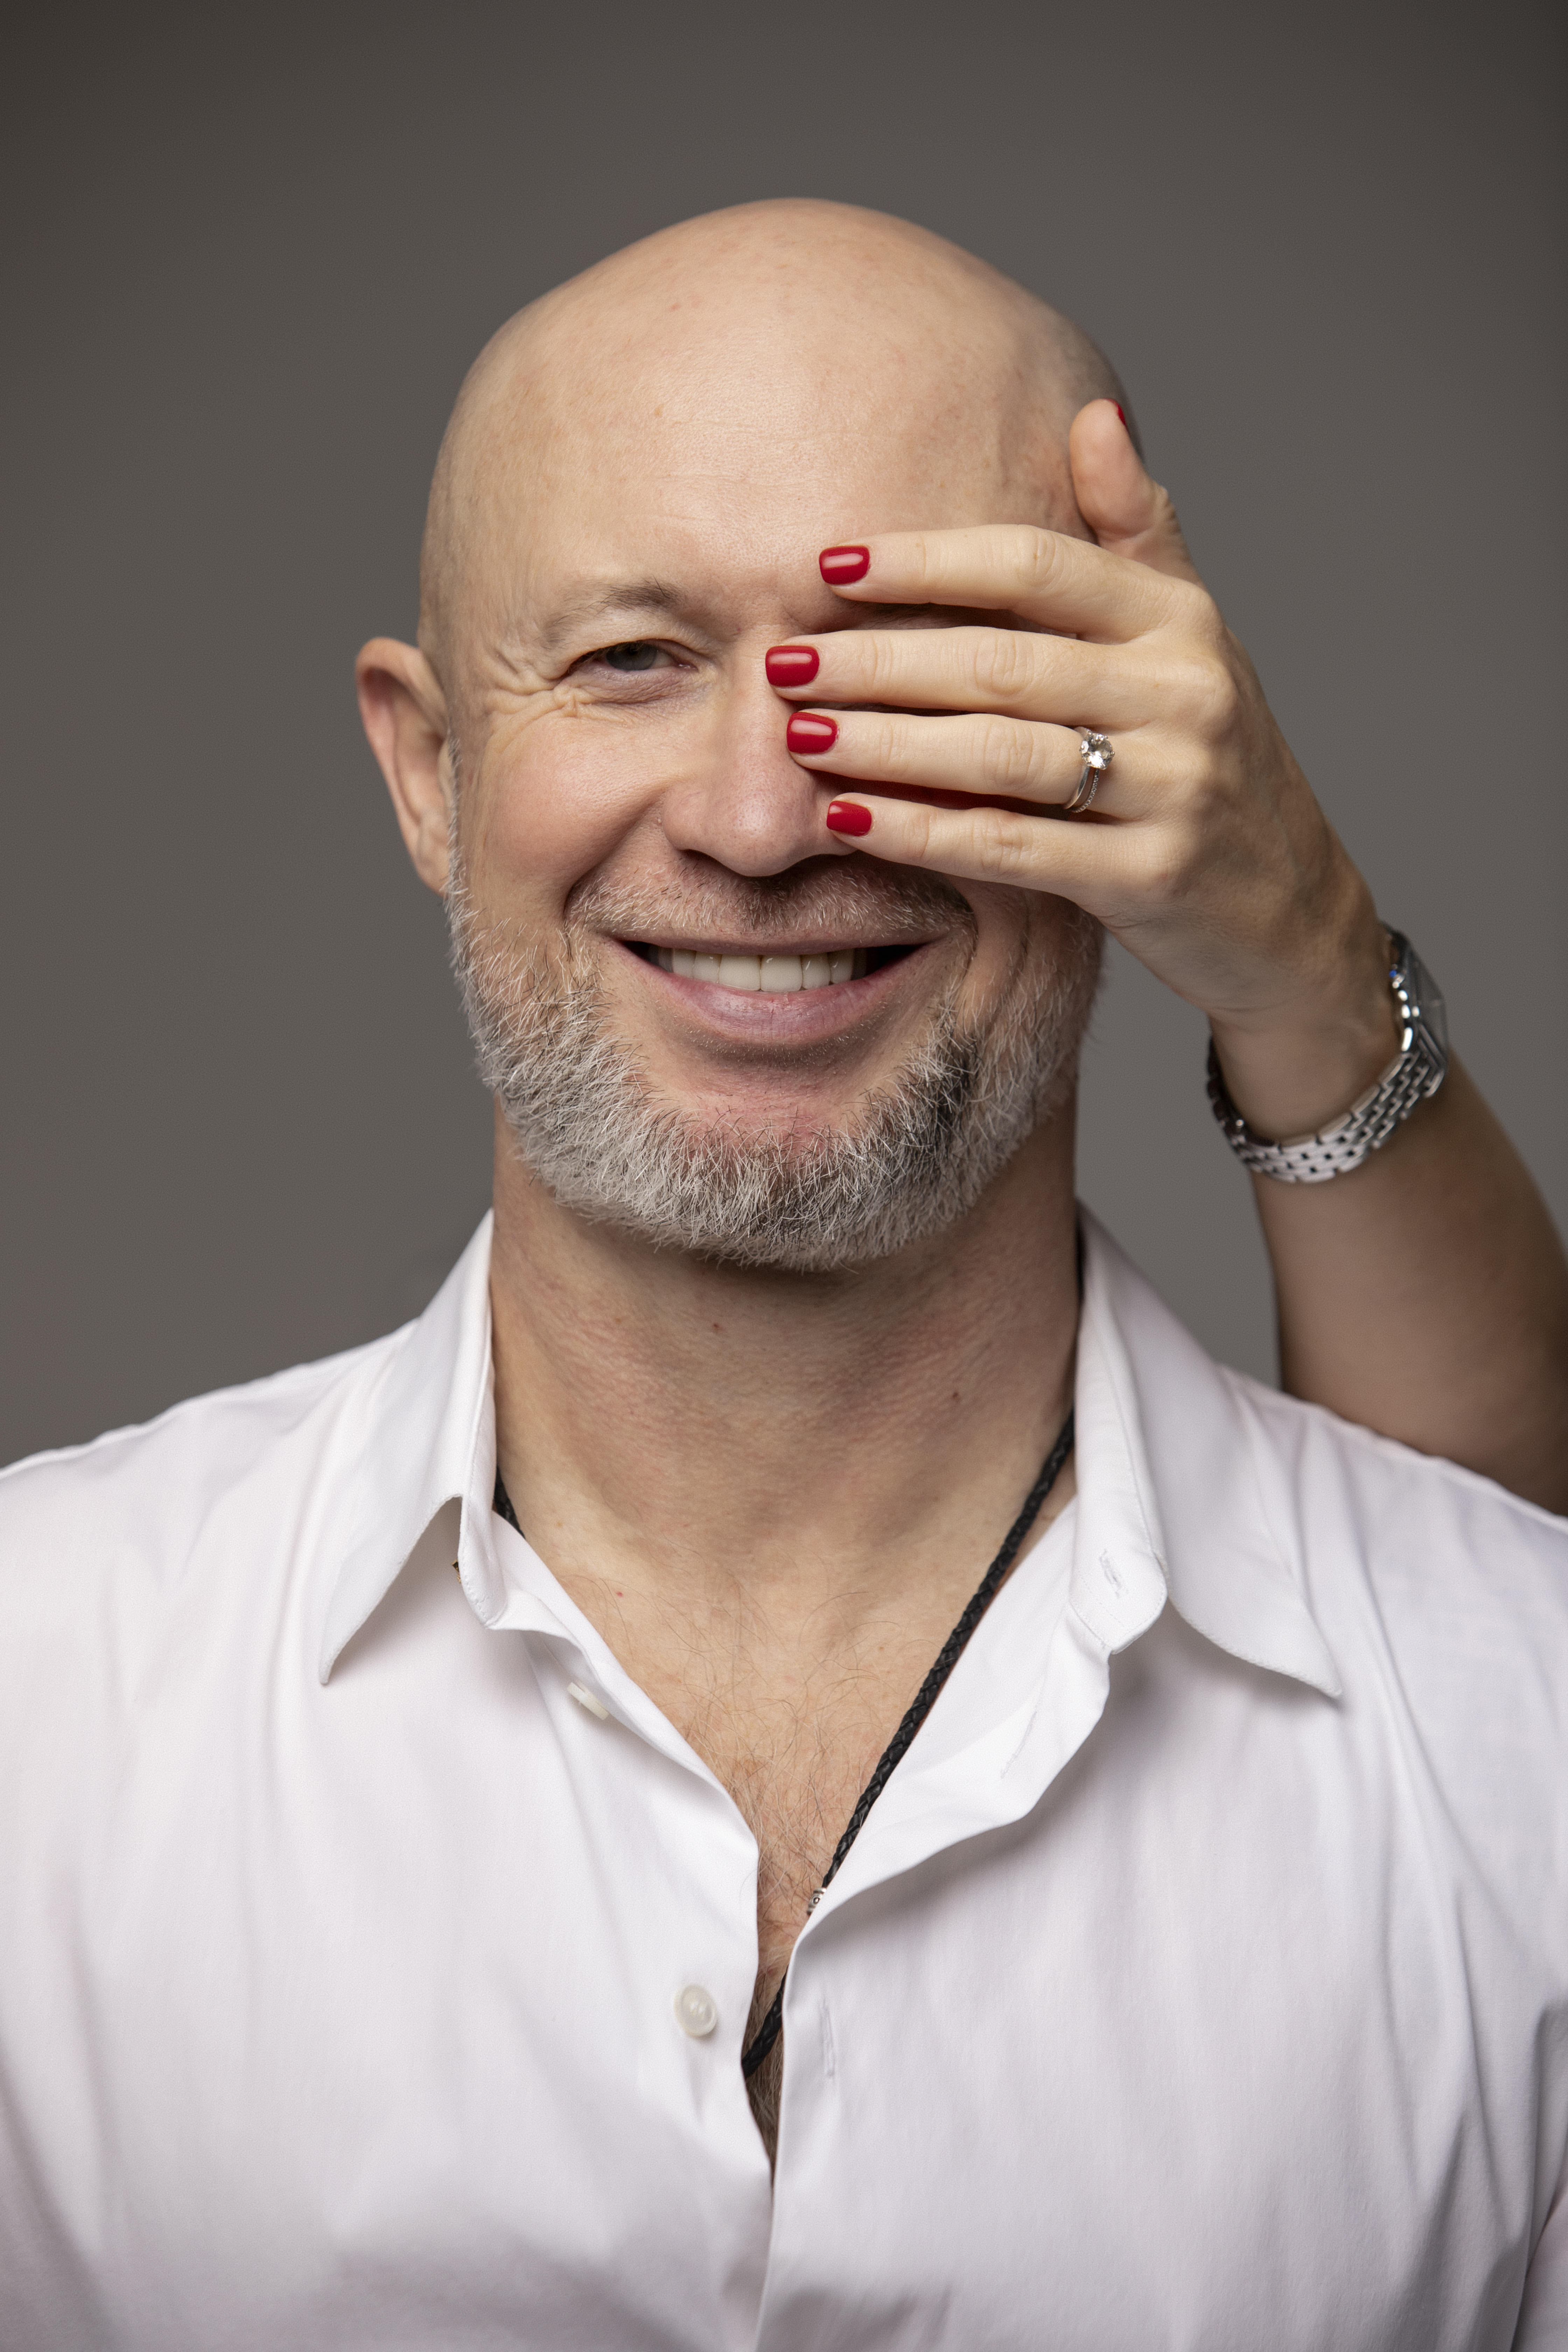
[2,0,1562,1463]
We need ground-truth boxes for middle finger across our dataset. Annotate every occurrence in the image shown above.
[764,626,1149,725]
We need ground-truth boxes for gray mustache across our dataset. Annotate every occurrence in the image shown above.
[567,861,975,945]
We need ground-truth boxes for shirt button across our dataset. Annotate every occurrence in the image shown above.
[674,1984,719,2038]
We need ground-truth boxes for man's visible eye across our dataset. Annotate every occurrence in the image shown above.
[601,641,666,672]
[565,637,693,688]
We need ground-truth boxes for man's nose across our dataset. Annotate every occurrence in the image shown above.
[657,643,832,877]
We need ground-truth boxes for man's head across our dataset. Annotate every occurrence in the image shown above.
[359,200,1121,1269]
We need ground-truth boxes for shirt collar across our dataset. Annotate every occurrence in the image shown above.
[1071,1208,1341,1698]
[318,1208,1340,1702]
[317,1215,497,1684]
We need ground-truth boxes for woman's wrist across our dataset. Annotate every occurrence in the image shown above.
[1208,920,1401,1145]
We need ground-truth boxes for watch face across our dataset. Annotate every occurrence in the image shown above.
[1408,950,1449,1053]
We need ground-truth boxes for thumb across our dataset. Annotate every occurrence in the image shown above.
[1070,399,1204,587]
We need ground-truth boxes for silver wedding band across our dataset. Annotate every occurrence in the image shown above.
[1064,732,1113,817]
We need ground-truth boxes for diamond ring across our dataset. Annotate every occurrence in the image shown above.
[1064,732,1113,817]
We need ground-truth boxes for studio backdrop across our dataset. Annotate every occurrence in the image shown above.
[2,0,1563,1464]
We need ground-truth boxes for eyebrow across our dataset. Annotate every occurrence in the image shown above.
[534,582,959,658]
[536,580,691,657]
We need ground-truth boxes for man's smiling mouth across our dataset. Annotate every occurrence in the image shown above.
[625,943,919,993]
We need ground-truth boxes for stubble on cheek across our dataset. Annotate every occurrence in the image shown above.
[441,679,1102,1265]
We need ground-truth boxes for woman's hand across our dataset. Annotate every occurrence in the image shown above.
[769,399,1398,1144]
[769,405,1568,1510]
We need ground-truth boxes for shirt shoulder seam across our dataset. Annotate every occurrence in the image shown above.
[0,1326,413,1490]
[1216,1367,1567,1533]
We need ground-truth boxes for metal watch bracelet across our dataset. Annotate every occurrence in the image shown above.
[1206,929,1449,1184]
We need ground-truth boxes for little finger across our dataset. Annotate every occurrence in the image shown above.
[819,789,1125,904]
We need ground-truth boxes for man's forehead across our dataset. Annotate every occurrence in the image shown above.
[423,203,1110,665]
[503,458,1074,657]
[504,335,1046,503]
[485,360,1071,632]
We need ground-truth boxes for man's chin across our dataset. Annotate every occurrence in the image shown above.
[626,1073,900,1162]
[492,1015,1062,1275]
[453,866,1102,1273]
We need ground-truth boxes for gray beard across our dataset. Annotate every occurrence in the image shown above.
[448,856,1100,1273]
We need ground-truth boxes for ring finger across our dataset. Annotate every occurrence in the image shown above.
[784,707,1140,813]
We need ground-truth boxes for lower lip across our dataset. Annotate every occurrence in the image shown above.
[611,939,932,1038]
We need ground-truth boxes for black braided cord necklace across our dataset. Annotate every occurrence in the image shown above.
[491,1404,1075,2083]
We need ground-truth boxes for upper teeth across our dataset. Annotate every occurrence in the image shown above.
[655,949,866,990]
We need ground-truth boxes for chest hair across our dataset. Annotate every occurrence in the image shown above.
[694,1681,894,2168]
[559,1574,912,2159]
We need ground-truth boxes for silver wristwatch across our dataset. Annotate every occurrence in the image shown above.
[1207,929,1449,1183]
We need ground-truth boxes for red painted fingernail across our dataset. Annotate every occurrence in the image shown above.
[1115,403,1127,427]
[825,800,872,837]
[787,713,838,754]
[820,544,870,585]
[766,644,819,687]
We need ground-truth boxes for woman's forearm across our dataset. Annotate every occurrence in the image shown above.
[1257,1057,1568,1513]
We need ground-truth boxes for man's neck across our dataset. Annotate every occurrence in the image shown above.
[486,1105,1082,1630]
[489,1103,1082,2163]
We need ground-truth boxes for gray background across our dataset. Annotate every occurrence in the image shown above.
[3,0,1562,1466]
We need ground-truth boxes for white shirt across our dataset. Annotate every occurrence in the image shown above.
[1,1213,1565,2351]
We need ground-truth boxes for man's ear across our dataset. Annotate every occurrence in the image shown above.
[355,639,454,894]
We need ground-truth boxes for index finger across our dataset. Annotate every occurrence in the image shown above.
[819,525,1185,642]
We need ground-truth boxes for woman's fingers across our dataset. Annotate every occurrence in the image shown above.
[813,521,1191,640]
[785,706,1150,812]
[781,460,1380,1057]
[819,789,1132,902]
[1069,399,1205,586]
[765,625,1163,727]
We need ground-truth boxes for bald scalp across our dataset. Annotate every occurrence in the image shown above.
[418,198,1130,689]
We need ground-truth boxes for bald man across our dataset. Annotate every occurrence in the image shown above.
[1,203,1564,2352]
